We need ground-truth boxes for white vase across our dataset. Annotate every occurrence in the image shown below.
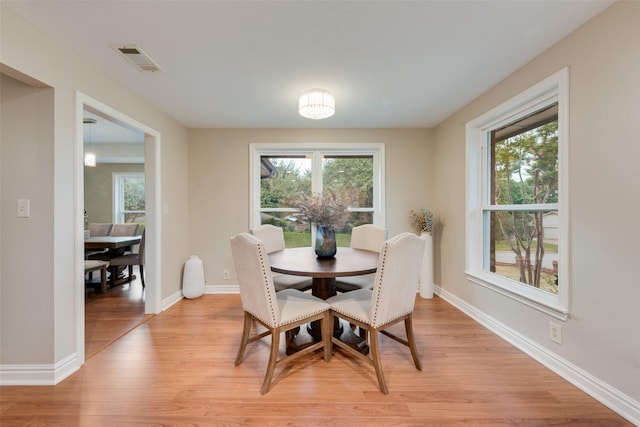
[182,255,205,299]
[419,232,434,299]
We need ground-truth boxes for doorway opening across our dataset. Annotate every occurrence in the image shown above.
[77,93,161,362]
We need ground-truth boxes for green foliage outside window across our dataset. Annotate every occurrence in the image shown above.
[124,177,145,211]
[123,176,145,225]
[260,155,374,246]
[491,120,559,292]
[260,159,310,208]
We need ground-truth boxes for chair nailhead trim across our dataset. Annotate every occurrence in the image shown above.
[371,233,410,328]
[248,234,279,327]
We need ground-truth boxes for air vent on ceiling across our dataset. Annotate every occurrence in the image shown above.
[113,45,163,73]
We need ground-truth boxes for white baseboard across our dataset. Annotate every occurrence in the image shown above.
[436,286,640,425]
[161,289,184,311]
[205,283,240,294]
[0,352,79,386]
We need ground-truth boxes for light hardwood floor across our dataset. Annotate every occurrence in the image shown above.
[84,266,151,359]
[1,286,632,426]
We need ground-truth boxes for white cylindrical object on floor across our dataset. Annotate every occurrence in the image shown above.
[183,255,205,299]
[419,232,434,299]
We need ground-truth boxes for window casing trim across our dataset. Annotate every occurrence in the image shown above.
[249,142,385,230]
[465,68,570,319]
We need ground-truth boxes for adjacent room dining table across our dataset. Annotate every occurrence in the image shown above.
[85,235,142,286]
[85,235,141,252]
[268,246,379,355]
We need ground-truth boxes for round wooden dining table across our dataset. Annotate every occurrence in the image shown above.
[268,246,379,354]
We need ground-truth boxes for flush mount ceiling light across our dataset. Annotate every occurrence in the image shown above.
[298,88,335,120]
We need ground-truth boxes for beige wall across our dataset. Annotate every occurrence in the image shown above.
[1,73,55,364]
[84,163,145,224]
[433,0,639,404]
[188,128,434,286]
[1,6,189,371]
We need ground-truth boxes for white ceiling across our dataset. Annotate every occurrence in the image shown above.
[5,0,613,131]
[83,110,145,144]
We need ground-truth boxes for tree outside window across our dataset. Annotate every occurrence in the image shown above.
[489,112,558,293]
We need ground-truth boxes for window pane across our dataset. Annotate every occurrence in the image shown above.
[322,156,373,208]
[322,156,374,246]
[260,156,311,208]
[491,109,558,206]
[260,156,311,209]
[123,177,145,211]
[117,174,145,224]
[486,210,559,294]
[260,156,313,248]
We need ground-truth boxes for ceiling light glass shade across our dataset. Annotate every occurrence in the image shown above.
[84,153,97,167]
[298,89,335,120]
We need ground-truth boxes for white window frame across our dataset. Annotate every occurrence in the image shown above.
[250,142,385,234]
[465,68,569,320]
[113,172,145,224]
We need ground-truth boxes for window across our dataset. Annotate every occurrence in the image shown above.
[251,143,385,248]
[113,172,145,224]
[466,68,569,318]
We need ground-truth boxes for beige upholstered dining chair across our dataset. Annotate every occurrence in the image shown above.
[335,224,387,293]
[84,260,109,294]
[327,232,425,394]
[108,230,145,287]
[110,223,139,236]
[250,224,313,292]
[110,223,140,255]
[230,233,332,395]
[85,223,114,259]
[87,222,113,237]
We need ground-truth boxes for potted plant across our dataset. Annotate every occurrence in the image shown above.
[409,208,435,235]
[291,191,349,258]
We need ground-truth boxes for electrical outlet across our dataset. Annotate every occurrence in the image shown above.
[223,269,230,280]
[549,322,562,344]
[17,199,30,218]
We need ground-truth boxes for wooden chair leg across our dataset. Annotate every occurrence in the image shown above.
[261,326,280,395]
[369,329,388,395]
[234,312,252,366]
[109,266,117,286]
[99,265,107,294]
[322,311,332,362]
[405,314,422,371]
[139,265,145,287]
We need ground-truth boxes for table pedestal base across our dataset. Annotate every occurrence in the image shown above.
[108,266,137,287]
[285,276,369,355]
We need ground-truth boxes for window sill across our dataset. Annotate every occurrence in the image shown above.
[465,271,569,321]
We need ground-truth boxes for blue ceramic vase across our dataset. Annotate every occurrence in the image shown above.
[315,225,337,258]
